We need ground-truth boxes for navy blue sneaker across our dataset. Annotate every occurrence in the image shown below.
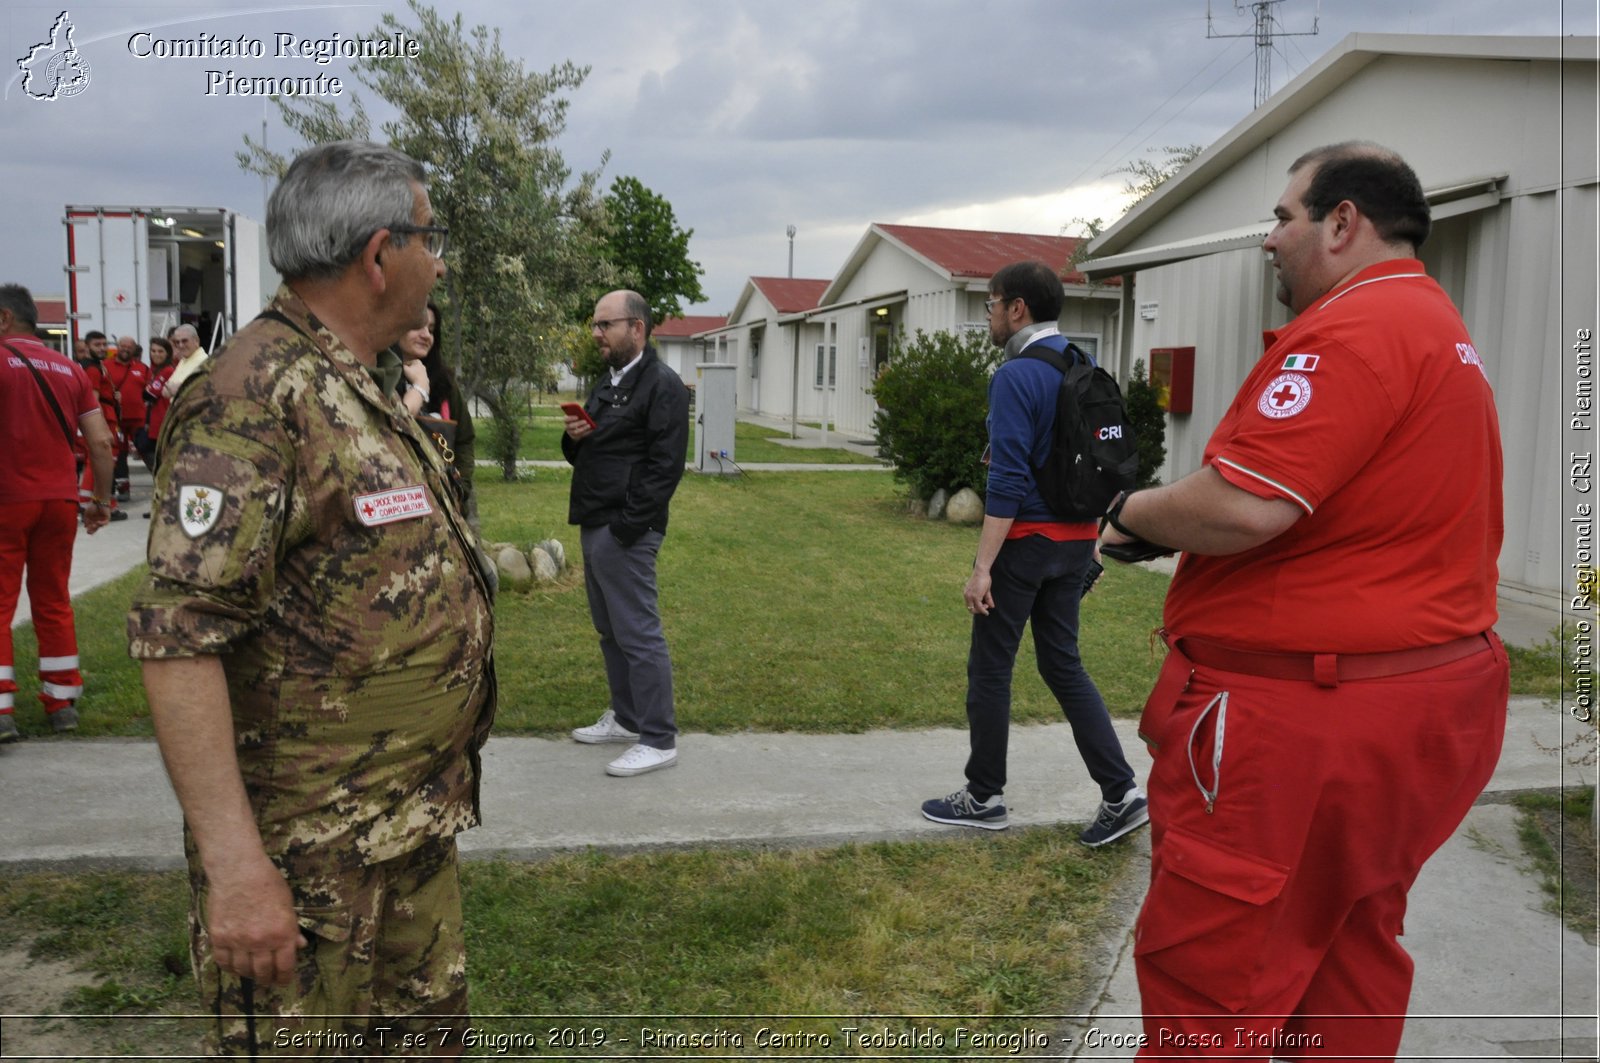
[1079,787,1149,847]
[921,786,1008,830]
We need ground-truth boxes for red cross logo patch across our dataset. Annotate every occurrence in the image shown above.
[1257,372,1312,419]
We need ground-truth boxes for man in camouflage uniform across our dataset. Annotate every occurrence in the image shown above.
[129,140,494,1057]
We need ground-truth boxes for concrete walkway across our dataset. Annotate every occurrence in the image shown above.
[1,699,1595,1059]
[4,456,1595,1059]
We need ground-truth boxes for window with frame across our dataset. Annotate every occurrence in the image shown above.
[1065,333,1101,361]
[814,342,837,388]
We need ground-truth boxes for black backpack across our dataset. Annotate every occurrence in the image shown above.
[1016,342,1140,520]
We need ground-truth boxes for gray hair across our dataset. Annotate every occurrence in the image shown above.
[266,140,426,280]
[171,324,199,343]
[0,284,39,328]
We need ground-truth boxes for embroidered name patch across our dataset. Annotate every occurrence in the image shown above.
[178,484,225,538]
[1258,373,1313,419]
[1280,354,1319,372]
[354,485,433,527]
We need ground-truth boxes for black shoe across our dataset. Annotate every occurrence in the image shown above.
[48,706,79,733]
[921,786,1009,830]
[1079,788,1150,847]
[109,509,129,522]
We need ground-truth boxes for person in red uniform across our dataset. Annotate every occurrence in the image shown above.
[105,335,151,499]
[136,335,174,468]
[1099,142,1507,1060]
[0,284,116,741]
[75,330,126,521]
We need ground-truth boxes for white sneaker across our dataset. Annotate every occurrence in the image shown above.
[606,743,678,777]
[571,709,639,745]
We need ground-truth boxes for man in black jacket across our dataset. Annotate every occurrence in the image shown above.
[562,289,691,776]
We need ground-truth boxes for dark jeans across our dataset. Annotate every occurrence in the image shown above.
[964,535,1135,803]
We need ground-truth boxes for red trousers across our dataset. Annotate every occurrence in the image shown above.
[1133,634,1508,1061]
[0,500,84,713]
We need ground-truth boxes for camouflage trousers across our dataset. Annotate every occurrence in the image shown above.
[186,833,469,1057]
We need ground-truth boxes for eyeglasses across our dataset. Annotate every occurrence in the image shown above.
[984,296,1015,313]
[590,317,639,332]
[388,224,450,259]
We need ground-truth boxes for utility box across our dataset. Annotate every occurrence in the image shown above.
[694,362,737,474]
[1148,346,1196,414]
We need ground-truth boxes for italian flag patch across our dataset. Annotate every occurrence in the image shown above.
[1281,354,1320,372]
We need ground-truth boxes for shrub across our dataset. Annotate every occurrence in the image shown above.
[871,329,1001,500]
[1124,359,1168,488]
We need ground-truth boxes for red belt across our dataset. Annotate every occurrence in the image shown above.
[1169,630,1493,688]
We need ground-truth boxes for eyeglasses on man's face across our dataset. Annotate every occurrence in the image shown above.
[984,296,1015,314]
[388,224,450,259]
[590,317,639,333]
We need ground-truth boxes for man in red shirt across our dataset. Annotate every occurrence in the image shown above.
[105,335,151,500]
[75,330,126,521]
[1100,143,1506,1059]
[0,285,115,740]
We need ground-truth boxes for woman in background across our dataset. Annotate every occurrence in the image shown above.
[396,301,477,513]
[137,336,176,470]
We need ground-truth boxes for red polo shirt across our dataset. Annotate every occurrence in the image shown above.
[104,356,152,426]
[1164,259,1503,652]
[2,336,100,504]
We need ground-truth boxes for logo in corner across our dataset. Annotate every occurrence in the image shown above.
[178,485,224,538]
[17,11,92,102]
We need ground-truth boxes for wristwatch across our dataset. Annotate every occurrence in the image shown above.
[1101,490,1136,538]
[1099,490,1177,564]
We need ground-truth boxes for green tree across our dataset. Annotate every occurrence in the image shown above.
[236,0,616,480]
[600,176,707,324]
[1124,359,1168,488]
[1064,215,1106,287]
[871,329,1001,501]
[1113,144,1204,208]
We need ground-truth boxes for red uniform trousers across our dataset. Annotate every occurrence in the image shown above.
[1133,634,1508,1061]
[0,500,85,715]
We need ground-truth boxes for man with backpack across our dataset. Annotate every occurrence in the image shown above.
[920,260,1146,846]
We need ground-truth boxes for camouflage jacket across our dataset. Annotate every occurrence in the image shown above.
[128,287,496,866]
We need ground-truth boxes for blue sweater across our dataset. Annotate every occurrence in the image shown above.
[984,335,1074,522]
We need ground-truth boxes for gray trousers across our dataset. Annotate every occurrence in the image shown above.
[580,525,676,749]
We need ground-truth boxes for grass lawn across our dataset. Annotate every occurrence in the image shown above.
[9,470,1179,738]
[1513,786,1598,943]
[4,467,1566,739]
[506,404,878,465]
[1,827,1132,1048]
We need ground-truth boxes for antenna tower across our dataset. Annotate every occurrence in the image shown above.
[1207,1,1320,108]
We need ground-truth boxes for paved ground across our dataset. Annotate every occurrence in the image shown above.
[4,432,1595,1060]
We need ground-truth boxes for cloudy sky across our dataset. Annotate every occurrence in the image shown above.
[1,0,1591,319]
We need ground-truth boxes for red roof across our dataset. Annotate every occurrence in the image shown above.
[750,277,829,314]
[654,315,726,338]
[874,224,1109,287]
[35,298,67,326]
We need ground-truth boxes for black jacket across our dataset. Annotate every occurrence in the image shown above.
[562,346,690,541]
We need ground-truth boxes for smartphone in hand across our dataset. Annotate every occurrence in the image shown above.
[561,402,597,430]
[1081,558,1104,598]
